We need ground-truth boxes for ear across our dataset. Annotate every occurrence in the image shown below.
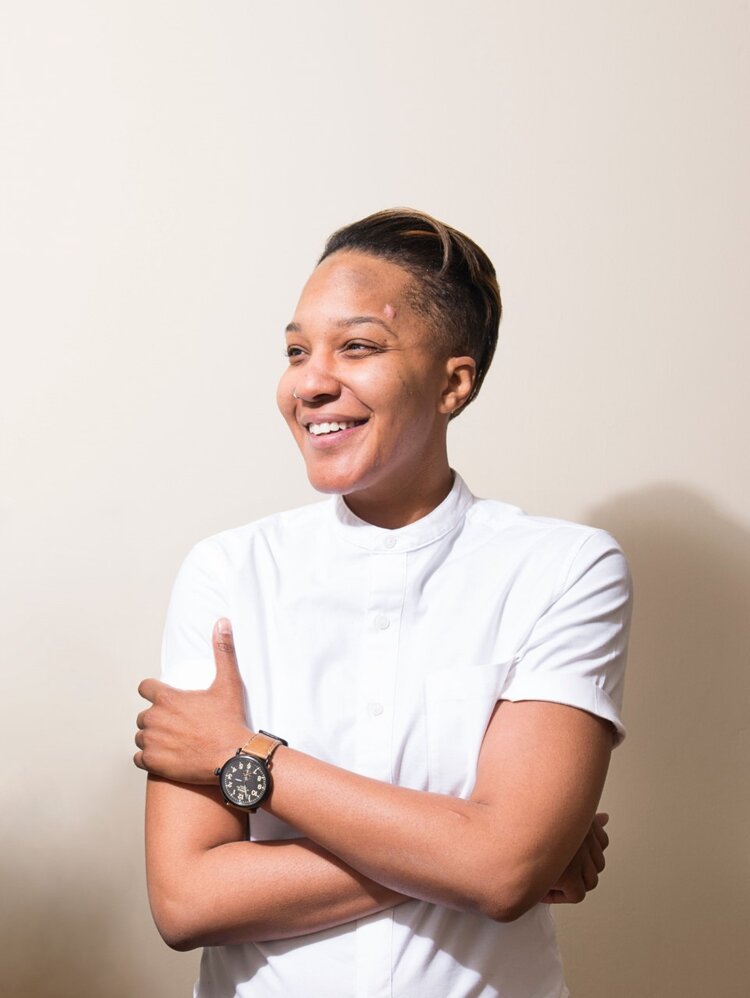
[438,356,476,415]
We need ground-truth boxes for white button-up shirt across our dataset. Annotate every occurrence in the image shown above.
[162,472,631,998]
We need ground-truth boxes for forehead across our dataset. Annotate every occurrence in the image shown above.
[292,251,416,323]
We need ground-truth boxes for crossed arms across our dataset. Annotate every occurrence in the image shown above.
[137,621,613,951]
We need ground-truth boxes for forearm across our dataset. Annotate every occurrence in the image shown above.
[146,778,407,950]
[264,703,612,921]
[167,839,406,949]
[265,750,514,919]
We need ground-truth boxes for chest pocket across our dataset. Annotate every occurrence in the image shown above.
[424,662,509,797]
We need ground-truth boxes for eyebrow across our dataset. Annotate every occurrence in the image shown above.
[285,316,398,336]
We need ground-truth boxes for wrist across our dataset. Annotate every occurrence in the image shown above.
[215,729,288,811]
[194,725,251,784]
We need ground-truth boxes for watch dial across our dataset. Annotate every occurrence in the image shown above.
[220,754,269,808]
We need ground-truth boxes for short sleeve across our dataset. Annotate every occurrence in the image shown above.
[160,540,228,690]
[500,529,632,745]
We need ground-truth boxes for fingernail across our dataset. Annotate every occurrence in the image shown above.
[218,618,232,635]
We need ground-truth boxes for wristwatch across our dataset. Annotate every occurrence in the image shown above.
[214,730,288,812]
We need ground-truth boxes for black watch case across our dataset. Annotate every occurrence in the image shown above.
[215,751,271,811]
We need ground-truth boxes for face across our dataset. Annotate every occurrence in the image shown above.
[277,251,474,525]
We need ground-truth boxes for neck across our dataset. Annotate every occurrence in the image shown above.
[343,463,455,530]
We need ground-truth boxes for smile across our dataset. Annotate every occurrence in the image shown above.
[306,420,368,436]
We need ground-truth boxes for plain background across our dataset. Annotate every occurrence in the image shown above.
[1,2,748,996]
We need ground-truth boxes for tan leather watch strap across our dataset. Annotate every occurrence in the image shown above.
[240,731,286,764]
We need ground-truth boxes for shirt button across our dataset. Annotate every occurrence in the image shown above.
[383,535,397,549]
[374,614,390,630]
[368,702,384,716]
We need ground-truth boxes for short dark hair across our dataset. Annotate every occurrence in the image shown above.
[319,208,501,416]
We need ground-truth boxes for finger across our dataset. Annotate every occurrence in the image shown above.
[212,618,243,690]
[582,856,599,892]
[588,833,606,872]
[134,730,144,750]
[592,814,610,849]
[136,710,148,730]
[550,863,586,905]
[138,677,169,703]
[593,821,610,852]
[133,750,146,770]
[566,879,586,904]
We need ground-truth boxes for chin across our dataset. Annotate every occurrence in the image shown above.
[297,448,357,491]
[306,473,361,497]
[303,462,374,498]
[308,479,347,496]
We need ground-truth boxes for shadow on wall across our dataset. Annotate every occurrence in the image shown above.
[558,484,750,998]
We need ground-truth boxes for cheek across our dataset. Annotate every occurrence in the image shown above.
[276,370,295,421]
[349,366,417,411]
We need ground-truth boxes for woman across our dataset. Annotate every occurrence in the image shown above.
[135,208,631,997]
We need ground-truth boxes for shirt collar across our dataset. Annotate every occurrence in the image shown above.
[331,471,474,553]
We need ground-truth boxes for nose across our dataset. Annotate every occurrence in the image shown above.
[292,351,341,403]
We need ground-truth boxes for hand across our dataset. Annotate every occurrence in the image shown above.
[540,812,609,905]
[134,619,250,784]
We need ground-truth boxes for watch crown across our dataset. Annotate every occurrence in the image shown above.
[214,767,221,776]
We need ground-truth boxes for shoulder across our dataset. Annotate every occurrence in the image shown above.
[463,495,630,594]
[467,499,633,744]
[182,498,333,573]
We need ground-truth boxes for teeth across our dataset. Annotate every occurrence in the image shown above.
[308,420,361,435]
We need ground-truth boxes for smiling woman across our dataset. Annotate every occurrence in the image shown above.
[277,247,477,526]
[135,208,631,998]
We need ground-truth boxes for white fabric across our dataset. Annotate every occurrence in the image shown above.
[161,471,631,998]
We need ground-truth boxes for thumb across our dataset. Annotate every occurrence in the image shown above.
[211,618,243,691]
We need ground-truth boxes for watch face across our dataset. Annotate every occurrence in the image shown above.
[219,754,269,809]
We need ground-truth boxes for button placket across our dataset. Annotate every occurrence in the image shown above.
[354,547,404,998]
[354,550,406,783]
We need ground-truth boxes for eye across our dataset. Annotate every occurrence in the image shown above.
[284,345,306,363]
[343,340,382,355]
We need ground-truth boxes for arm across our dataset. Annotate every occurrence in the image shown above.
[142,624,410,950]
[145,776,408,950]
[262,698,612,921]
[139,623,613,934]
[144,550,410,948]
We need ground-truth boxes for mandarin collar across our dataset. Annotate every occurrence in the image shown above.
[331,471,474,553]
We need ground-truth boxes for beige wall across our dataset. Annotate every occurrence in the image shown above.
[2,2,748,995]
